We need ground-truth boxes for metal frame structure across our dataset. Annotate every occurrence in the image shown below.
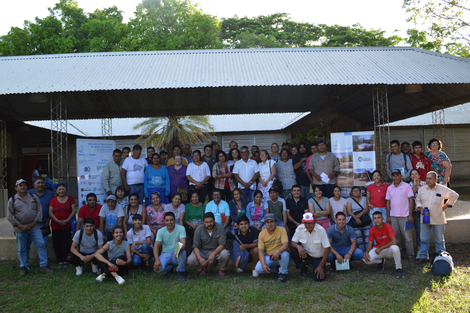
[432,106,446,149]
[50,95,68,183]
[0,120,6,189]
[372,86,391,179]
[101,118,112,139]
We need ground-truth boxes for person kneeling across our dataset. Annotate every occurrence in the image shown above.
[226,216,259,277]
[127,214,152,271]
[188,212,230,277]
[67,217,104,275]
[291,212,331,281]
[94,226,132,284]
[363,211,404,278]
[153,212,187,280]
[254,213,290,283]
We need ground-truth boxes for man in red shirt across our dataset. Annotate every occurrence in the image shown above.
[410,141,432,182]
[363,211,403,278]
[76,193,102,232]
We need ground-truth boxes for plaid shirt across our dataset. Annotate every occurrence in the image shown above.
[212,162,236,191]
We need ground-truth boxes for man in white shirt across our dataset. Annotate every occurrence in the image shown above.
[233,146,260,203]
[121,144,147,204]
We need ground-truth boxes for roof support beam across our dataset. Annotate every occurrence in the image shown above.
[342,86,405,115]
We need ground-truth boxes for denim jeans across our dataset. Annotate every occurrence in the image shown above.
[300,186,310,200]
[156,250,187,272]
[131,244,153,266]
[255,251,290,275]
[412,211,421,247]
[327,245,365,263]
[241,190,254,204]
[314,184,336,199]
[369,207,387,224]
[129,184,144,205]
[26,222,48,261]
[419,223,445,258]
[15,229,49,268]
[290,247,327,281]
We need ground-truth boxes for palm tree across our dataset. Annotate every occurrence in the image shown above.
[133,116,215,155]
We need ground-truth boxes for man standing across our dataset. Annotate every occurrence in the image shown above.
[264,187,288,230]
[183,144,194,163]
[255,213,290,283]
[308,140,340,198]
[121,147,131,161]
[292,143,311,199]
[386,140,412,182]
[291,212,331,280]
[305,142,318,183]
[286,185,309,236]
[159,150,168,166]
[410,141,432,182]
[188,212,230,277]
[121,144,147,203]
[154,212,187,280]
[7,179,54,275]
[205,190,231,228]
[28,177,54,250]
[327,212,364,268]
[233,146,260,203]
[146,146,155,165]
[167,145,189,166]
[76,193,102,232]
[386,169,415,262]
[364,211,404,278]
[401,141,412,156]
[212,141,221,158]
[102,149,123,196]
[201,145,217,201]
[416,171,459,264]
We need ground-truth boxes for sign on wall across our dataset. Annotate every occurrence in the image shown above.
[331,131,376,187]
[76,139,115,207]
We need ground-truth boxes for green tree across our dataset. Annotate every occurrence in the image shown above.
[133,116,215,154]
[319,23,402,47]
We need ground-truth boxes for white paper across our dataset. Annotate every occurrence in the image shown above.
[175,242,183,258]
[335,259,350,271]
[320,172,330,184]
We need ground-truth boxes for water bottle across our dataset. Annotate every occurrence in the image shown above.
[423,207,430,224]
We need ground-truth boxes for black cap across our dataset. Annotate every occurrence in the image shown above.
[391,169,402,175]
[133,144,142,150]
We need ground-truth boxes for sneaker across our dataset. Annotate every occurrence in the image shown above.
[115,275,125,285]
[277,273,287,283]
[377,258,386,271]
[177,272,186,280]
[236,268,243,273]
[252,270,259,277]
[218,268,226,277]
[396,268,404,279]
[199,267,207,276]
[300,266,309,279]
[19,267,29,276]
[96,275,105,283]
[75,266,83,276]
[92,264,99,273]
[40,266,54,274]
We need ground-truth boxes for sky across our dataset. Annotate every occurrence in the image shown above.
[0,0,422,38]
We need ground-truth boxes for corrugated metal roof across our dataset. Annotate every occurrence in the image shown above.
[2,47,470,95]
[389,103,470,126]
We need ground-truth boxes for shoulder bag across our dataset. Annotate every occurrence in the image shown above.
[348,198,371,227]
[269,160,284,193]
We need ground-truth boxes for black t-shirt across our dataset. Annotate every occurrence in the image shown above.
[292,153,310,186]
[227,226,260,245]
[286,197,309,223]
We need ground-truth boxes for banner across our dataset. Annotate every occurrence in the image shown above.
[76,139,115,208]
[331,131,376,187]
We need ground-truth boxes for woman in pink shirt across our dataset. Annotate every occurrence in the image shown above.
[366,170,389,224]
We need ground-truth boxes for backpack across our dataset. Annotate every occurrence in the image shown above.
[432,250,454,276]
[78,229,98,247]
[11,192,35,205]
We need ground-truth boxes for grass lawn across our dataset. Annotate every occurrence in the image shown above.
[0,243,469,313]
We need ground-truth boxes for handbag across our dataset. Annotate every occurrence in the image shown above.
[348,198,372,227]
[174,166,188,202]
[269,160,283,193]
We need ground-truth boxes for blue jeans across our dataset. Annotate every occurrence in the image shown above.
[369,207,387,224]
[327,245,364,263]
[26,222,48,260]
[15,229,48,268]
[255,251,290,275]
[290,247,327,281]
[300,186,310,199]
[419,223,445,258]
[129,184,144,205]
[413,211,421,247]
[314,184,335,199]
[156,251,187,272]
[132,244,153,266]
[276,221,284,227]
[241,190,254,204]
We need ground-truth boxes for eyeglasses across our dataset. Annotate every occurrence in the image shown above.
[430,143,439,146]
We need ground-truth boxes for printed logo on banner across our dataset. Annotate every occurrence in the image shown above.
[78,145,84,153]
[81,188,92,192]
[80,175,85,179]
[84,167,91,172]
[96,166,103,171]
[89,153,96,157]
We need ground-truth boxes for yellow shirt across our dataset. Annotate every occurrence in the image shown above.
[258,226,288,256]
[167,157,188,166]
[291,223,330,258]
[415,183,459,225]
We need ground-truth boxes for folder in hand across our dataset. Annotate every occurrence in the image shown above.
[174,242,183,257]
[335,259,350,271]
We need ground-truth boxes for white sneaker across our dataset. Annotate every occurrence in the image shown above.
[252,270,259,277]
[96,274,105,283]
[75,266,83,276]
[115,276,125,285]
[92,264,99,273]
[237,268,244,273]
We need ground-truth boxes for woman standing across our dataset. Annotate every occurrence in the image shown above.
[291,146,298,157]
[212,151,235,202]
[425,138,452,185]
[270,143,281,162]
[257,150,277,200]
[366,170,389,224]
[276,148,296,199]
[115,186,129,209]
[168,155,188,203]
[143,153,170,207]
[346,186,371,251]
[228,188,247,231]
[123,193,146,236]
[245,190,265,231]
[186,150,211,204]
[409,168,426,258]
[146,192,166,239]
[48,183,76,267]
[329,186,347,224]
[184,191,205,256]
[228,148,241,168]
[164,193,185,225]
[308,186,332,230]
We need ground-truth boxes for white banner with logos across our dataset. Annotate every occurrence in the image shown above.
[76,139,115,208]
[331,131,376,187]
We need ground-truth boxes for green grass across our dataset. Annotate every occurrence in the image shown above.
[0,252,469,312]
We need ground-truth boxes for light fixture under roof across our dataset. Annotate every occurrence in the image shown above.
[29,93,48,103]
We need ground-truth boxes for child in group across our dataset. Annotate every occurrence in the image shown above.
[127,214,152,271]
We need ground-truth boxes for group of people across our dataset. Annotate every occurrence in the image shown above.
[7,137,459,283]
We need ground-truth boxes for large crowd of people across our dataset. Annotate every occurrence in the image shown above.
[7,138,459,283]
